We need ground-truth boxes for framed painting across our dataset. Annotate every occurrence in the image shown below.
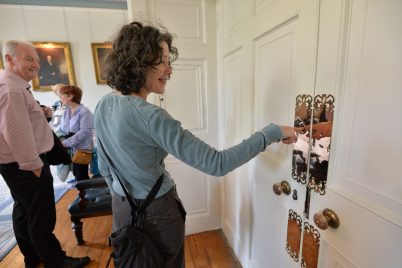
[0,53,3,69]
[91,42,112,84]
[32,42,76,91]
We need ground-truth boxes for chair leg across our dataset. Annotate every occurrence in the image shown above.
[71,216,85,245]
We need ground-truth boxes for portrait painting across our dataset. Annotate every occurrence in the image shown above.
[91,43,112,84]
[0,53,3,69]
[32,42,76,91]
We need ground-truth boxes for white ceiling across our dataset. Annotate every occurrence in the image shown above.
[0,0,127,9]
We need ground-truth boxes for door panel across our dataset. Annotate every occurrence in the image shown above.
[162,59,207,131]
[310,0,402,267]
[223,48,243,139]
[251,187,296,268]
[254,28,294,158]
[252,1,319,267]
[318,241,359,268]
[219,0,319,267]
[330,1,402,216]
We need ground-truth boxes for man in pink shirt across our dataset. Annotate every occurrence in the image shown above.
[0,40,90,268]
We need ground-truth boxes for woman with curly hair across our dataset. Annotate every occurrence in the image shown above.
[94,21,297,267]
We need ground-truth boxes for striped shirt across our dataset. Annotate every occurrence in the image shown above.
[0,70,53,171]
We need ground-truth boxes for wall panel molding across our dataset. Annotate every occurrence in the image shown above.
[254,0,278,15]
[223,46,243,138]
[148,0,206,44]
[165,160,209,216]
[222,0,244,37]
[253,23,295,161]
[318,239,359,268]
[162,58,207,132]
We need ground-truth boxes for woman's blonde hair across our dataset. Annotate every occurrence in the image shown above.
[51,84,66,96]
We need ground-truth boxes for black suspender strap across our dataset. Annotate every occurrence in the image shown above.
[98,138,163,224]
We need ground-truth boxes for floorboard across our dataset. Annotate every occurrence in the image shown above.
[0,189,242,268]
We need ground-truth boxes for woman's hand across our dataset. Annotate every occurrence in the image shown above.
[280,126,302,144]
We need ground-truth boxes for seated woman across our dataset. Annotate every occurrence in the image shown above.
[59,85,94,182]
[50,83,66,134]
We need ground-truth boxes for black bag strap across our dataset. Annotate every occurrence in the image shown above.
[98,138,163,220]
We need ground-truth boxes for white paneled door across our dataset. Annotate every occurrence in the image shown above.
[310,1,402,267]
[127,0,220,234]
[220,0,402,267]
[219,0,320,267]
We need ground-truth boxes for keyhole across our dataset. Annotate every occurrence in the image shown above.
[292,189,298,200]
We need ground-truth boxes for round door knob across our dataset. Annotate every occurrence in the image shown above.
[313,208,340,230]
[273,180,291,195]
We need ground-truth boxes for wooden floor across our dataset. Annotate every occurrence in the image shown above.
[1,189,241,268]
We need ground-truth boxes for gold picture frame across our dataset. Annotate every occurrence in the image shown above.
[91,42,112,84]
[0,53,4,69]
[32,42,76,91]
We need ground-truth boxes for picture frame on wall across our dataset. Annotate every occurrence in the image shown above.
[91,42,112,84]
[0,53,4,69]
[32,42,76,91]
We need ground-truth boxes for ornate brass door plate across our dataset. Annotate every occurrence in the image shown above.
[308,94,335,195]
[292,94,313,184]
[301,221,320,268]
[286,209,303,262]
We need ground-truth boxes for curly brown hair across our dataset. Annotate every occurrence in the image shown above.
[104,21,178,95]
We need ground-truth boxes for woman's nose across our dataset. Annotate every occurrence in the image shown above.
[166,65,172,75]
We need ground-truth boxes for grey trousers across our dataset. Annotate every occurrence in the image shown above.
[111,187,186,268]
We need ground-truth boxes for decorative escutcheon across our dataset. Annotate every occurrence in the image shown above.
[313,208,340,230]
[273,180,291,195]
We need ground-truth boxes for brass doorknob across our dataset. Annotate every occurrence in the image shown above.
[273,180,291,195]
[313,208,340,230]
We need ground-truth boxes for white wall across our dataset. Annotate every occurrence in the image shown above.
[0,4,128,112]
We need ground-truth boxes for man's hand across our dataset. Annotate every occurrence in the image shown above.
[42,106,53,119]
[33,167,42,178]
[304,121,333,139]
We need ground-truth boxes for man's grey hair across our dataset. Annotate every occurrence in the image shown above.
[2,40,36,60]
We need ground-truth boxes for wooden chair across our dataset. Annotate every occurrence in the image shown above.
[68,176,112,245]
